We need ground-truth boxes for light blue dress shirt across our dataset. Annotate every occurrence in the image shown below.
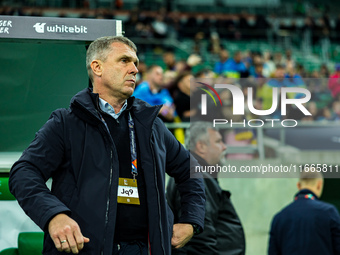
[98,98,127,119]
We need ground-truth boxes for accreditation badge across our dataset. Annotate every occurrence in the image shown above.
[117,178,140,205]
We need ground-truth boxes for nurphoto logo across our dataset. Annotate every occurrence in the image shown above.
[192,78,313,128]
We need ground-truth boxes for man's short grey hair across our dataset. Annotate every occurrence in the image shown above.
[86,36,137,82]
[186,121,218,151]
[300,167,323,181]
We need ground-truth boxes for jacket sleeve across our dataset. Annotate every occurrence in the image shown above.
[9,110,71,231]
[167,178,219,255]
[159,118,206,230]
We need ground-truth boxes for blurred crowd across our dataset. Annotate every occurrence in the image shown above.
[2,1,340,124]
[2,1,340,42]
[2,0,340,160]
[133,48,340,123]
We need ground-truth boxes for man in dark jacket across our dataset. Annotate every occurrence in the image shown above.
[9,36,205,255]
[268,169,340,255]
[167,122,246,255]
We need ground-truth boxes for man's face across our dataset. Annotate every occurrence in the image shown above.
[163,52,175,66]
[275,67,285,79]
[220,50,229,62]
[234,52,242,63]
[150,66,164,88]
[179,74,193,92]
[100,42,139,99]
[205,129,227,165]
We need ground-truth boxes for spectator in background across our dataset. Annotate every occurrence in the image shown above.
[133,65,175,122]
[163,50,177,71]
[152,14,168,39]
[173,72,195,122]
[285,50,295,69]
[268,169,340,255]
[263,51,276,77]
[273,52,286,66]
[207,32,223,55]
[228,51,248,77]
[135,61,147,85]
[175,60,189,74]
[317,106,333,121]
[301,101,319,121]
[285,62,305,90]
[167,122,246,255]
[193,32,205,56]
[328,63,340,100]
[257,65,286,116]
[253,62,265,79]
[296,63,308,78]
[214,49,233,75]
[249,54,263,77]
[320,63,330,78]
[331,101,340,120]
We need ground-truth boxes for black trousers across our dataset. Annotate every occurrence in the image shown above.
[113,241,148,255]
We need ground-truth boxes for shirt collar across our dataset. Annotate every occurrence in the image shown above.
[98,98,127,119]
[295,189,319,200]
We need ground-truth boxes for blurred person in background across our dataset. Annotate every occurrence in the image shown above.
[273,52,286,66]
[173,72,195,122]
[256,64,285,115]
[207,32,223,56]
[152,14,168,39]
[163,50,177,71]
[320,63,330,78]
[328,63,340,101]
[268,168,340,255]
[331,100,340,120]
[167,122,246,255]
[285,49,295,69]
[133,65,175,122]
[228,51,248,78]
[263,51,276,77]
[214,49,233,75]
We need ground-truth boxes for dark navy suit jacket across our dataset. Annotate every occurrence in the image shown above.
[268,189,340,255]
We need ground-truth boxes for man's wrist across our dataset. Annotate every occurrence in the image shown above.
[190,223,202,235]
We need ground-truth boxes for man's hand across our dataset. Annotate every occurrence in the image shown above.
[48,213,90,254]
[171,223,194,249]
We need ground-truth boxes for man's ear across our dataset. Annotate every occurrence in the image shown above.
[91,60,102,77]
[195,141,206,154]
[316,179,323,192]
[297,181,302,190]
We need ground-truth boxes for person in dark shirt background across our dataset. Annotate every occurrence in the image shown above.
[268,168,340,255]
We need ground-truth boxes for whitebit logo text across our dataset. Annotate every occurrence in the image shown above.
[33,23,46,33]
[33,23,87,34]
